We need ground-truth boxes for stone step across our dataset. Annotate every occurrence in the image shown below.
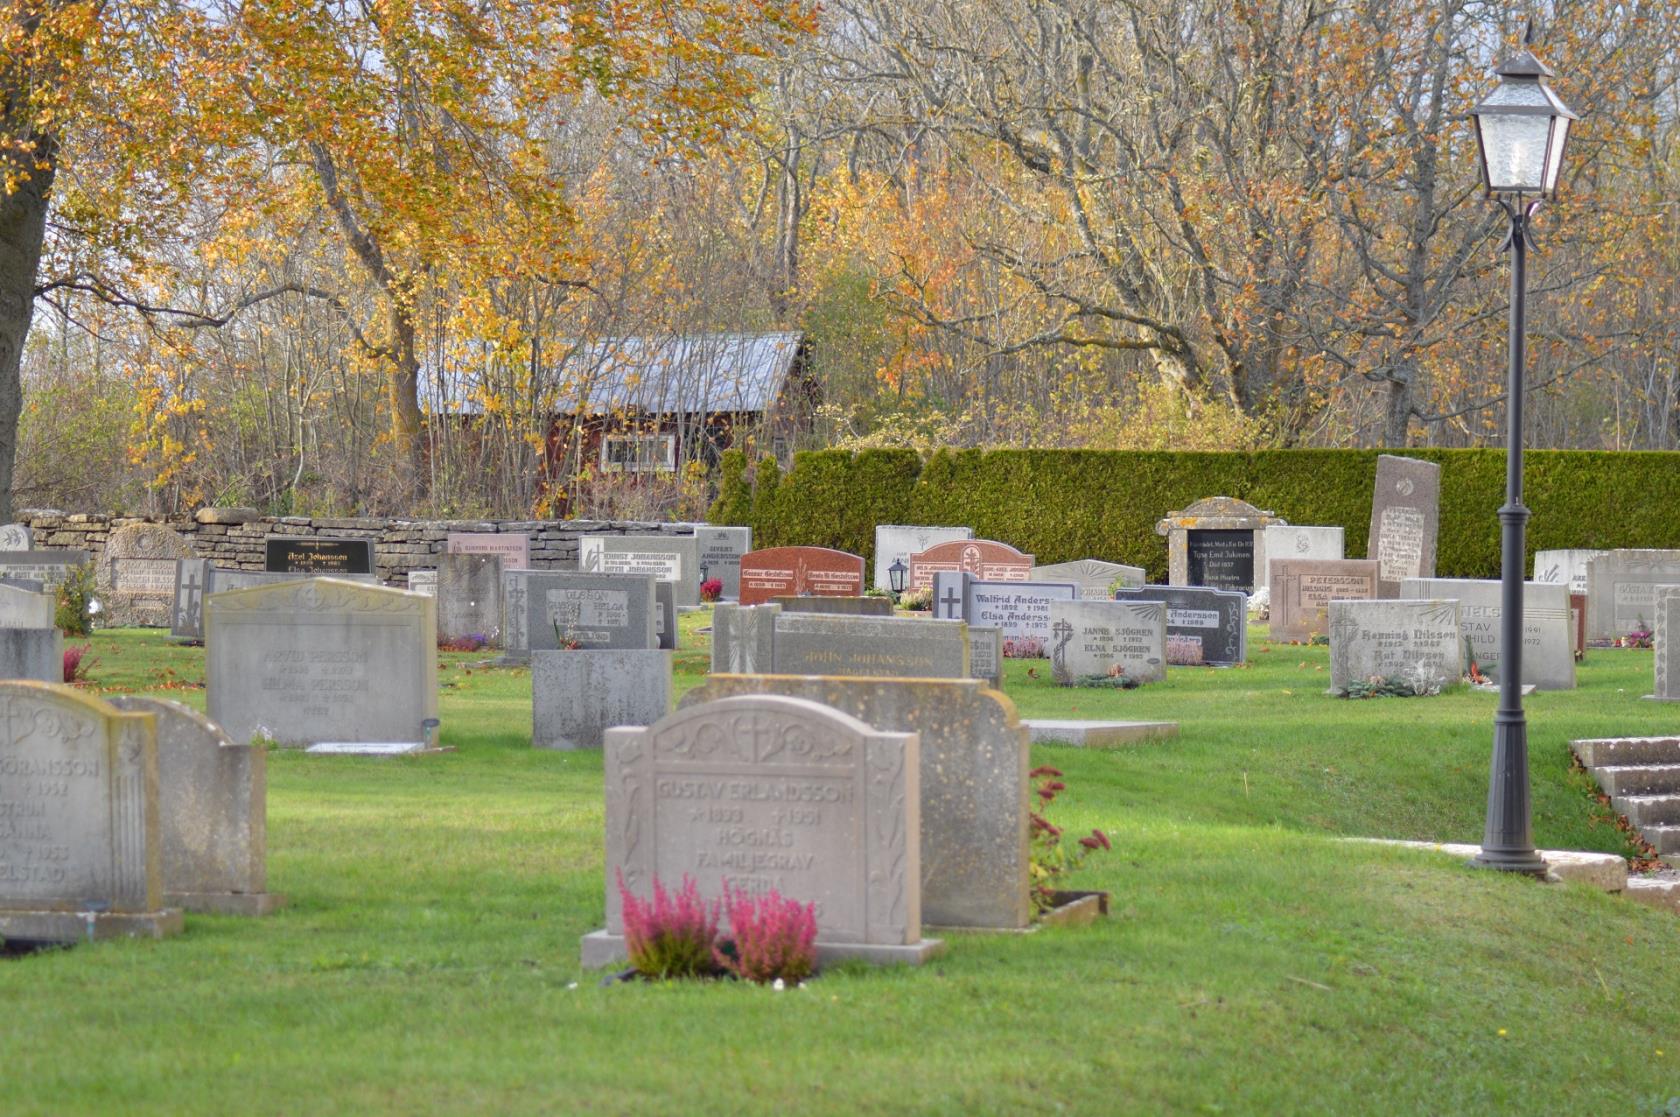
[1592,765,1680,797]
[1626,876,1680,915]
[1573,736,1680,768]
[1611,795,1680,828]
[1639,825,1680,855]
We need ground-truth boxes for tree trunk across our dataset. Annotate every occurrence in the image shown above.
[0,130,57,522]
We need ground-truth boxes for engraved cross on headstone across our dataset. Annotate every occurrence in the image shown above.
[937,586,963,619]
[181,563,204,630]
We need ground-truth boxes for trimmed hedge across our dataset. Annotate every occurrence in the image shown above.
[711,448,1680,582]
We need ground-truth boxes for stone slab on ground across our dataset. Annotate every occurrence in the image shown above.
[1023,719,1180,747]
[1625,873,1680,914]
[579,930,946,970]
[0,908,185,943]
[305,741,429,756]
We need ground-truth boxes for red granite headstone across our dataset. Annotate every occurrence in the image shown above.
[738,546,867,606]
[907,539,1033,593]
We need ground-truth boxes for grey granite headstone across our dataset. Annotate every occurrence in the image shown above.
[1031,559,1145,598]
[437,553,503,645]
[583,694,941,967]
[1534,549,1609,596]
[655,581,678,651]
[1256,526,1345,593]
[532,649,671,750]
[501,571,529,657]
[1650,585,1680,701]
[206,579,438,746]
[1049,600,1167,685]
[526,572,657,652]
[102,523,194,627]
[934,571,1077,648]
[1400,577,1575,690]
[1328,599,1464,695]
[579,535,700,606]
[0,682,182,942]
[695,526,750,602]
[0,549,89,590]
[0,627,61,682]
[446,532,530,570]
[968,626,1003,688]
[0,581,55,629]
[772,595,894,617]
[1584,550,1680,643]
[0,523,32,551]
[407,570,437,596]
[1367,455,1440,596]
[1268,558,1380,643]
[106,696,282,916]
[710,603,780,674]
[772,613,969,678]
[874,525,973,592]
[1114,585,1248,666]
[682,676,1029,930]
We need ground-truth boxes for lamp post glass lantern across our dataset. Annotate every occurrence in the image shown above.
[1466,40,1579,874]
[887,559,907,597]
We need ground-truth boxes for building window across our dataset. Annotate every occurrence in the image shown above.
[600,434,676,473]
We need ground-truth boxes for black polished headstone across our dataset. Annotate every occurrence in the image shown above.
[1114,585,1248,665]
[264,536,374,575]
[1185,530,1253,592]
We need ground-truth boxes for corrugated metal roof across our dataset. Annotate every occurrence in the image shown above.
[422,332,803,417]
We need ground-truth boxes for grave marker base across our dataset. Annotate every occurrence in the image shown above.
[578,929,946,970]
[168,891,287,917]
[0,908,183,944]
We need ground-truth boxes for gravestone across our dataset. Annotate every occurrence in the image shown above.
[579,535,700,606]
[1268,558,1380,644]
[1399,578,1575,690]
[1651,586,1680,701]
[106,696,282,916]
[772,614,969,678]
[873,525,973,592]
[207,579,438,746]
[908,539,1033,593]
[437,553,503,645]
[446,531,530,570]
[172,564,378,642]
[1367,455,1440,596]
[1114,585,1248,666]
[0,626,61,682]
[1534,549,1609,596]
[1328,599,1464,695]
[1584,550,1680,643]
[407,570,437,596]
[1155,497,1285,591]
[682,676,1030,930]
[501,571,530,658]
[0,581,55,629]
[1048,600,1167,685]
[738,546,866,606]
[0,682,182,942]
[695,526,751,602]
[532,649,671,750]
[1256,526,1345,593]
[1031,559,1146,598]
[0,523,30,551]
[933,571,1076,650]
[583,694,942,967]
[968,626,1003,689]
[100,523,194,627]
[265,536,374,575]
[710,603,780,675]
[527,572,657,652]
[0,549,89,589]
[655,581,678,651]
[773,595,893,617]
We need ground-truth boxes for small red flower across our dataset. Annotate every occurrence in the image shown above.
[1078,836,1100,851]
[1029,766,1064,779]
[1089,828,1111,851]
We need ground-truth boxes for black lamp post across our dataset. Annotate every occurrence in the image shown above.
[887,559,907,597]
[1466,38,1578,874]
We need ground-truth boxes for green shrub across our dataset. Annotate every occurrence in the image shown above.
[726,448,1680,579]
[56,565,97,636]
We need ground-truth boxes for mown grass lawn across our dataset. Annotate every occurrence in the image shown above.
[4,615,1678,1116]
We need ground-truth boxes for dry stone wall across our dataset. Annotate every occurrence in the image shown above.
[15,509,699,587]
